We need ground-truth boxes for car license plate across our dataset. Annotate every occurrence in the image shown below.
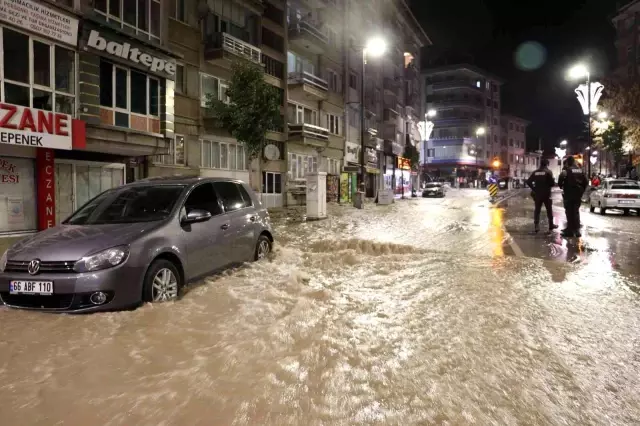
[619,200,635,204]
[10,281,54,295]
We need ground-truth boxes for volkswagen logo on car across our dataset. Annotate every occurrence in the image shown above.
[27,259,41,275]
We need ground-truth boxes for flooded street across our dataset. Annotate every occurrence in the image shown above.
[1,189,640,425]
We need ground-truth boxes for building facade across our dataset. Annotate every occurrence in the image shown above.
[421,64,504,181]
[612,0,640,82]
[500,114,529,182]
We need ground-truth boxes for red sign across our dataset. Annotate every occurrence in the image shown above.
[36,149,56,230]
[0,103,86,150]
[0,158,19,183]
[397,156,411,170]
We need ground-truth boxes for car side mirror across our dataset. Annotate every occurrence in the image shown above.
[182,209,212,224]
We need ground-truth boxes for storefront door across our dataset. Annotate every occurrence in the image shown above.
[55,161,125,224]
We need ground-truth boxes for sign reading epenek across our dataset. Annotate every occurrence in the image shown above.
[0,104,73,150]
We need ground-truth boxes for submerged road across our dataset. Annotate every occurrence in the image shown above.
[0,188,638,425]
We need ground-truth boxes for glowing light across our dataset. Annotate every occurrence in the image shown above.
[598,111,608,120]
[575,82,604,115]
[555,147,567,158]
[592,150,598,156]
[476,127,486,136]
[568,64,589,80]
[417,121,434,141]
[560,140,568,146]
[365,37,386,57]
[427,109,437,118]
[590,155,597,165]
[492,160,501,168]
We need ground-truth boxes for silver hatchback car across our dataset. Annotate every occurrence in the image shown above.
[0,176,274,313]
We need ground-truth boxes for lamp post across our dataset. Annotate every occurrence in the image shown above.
[418,109,436,187]
[569,64,604,177]
[358,37,386,196]
[475,127,485,185]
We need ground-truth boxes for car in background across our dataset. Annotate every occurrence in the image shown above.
[422,182,445,197]
[0,177,274,313]
[589,178,640,216]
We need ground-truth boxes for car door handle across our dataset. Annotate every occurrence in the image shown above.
[221,223,230,230]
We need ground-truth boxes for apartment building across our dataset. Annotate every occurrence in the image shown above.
[421,64,503,180]
[500,115,529,181]
[612,0,640,82]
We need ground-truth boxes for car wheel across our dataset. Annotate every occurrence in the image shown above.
[254,234,272,261]
[599,203,606,215]
[143,259,182,303]
[623,208,630,216]
[589,204,595,213]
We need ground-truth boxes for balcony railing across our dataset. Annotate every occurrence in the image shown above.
[430,80,482,91]
[288,19,328,44]
[288,123,330,141]
[288,71,328,91]
[204,32,261,64]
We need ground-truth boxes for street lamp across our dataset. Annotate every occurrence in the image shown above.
[359,36,386,195]
[427,109,436,118]
[568,63,604,177]
[560,139,568,146]
[474,127,485,182]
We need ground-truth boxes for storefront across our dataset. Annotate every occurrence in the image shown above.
[341,141,360,203]
[364,147,379,198]
[395,156,412,197]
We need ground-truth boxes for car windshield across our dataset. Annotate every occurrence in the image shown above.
[64,185,186,225]
[611,183,640,190]
[425,183,441,188]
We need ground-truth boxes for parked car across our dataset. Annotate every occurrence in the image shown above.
[589,178,640,216]
[422,182,445,197]
[0,177,274,313]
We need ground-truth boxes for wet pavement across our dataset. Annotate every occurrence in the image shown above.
[1,188,639,425]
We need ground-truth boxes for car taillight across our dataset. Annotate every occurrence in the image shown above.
[604,193,614,198]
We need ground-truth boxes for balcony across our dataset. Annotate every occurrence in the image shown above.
[383,77,400,96]
[288,19,328,55]
[383,108,399,124]
[287,71,329,101]
[288,123,330,148]
[204,32,261,67]
[383,138,404,156]
[430,80,483,92]
[429,98,484,111]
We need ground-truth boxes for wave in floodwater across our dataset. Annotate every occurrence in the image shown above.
[0,194,639,425]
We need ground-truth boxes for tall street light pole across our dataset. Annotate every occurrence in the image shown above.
[359,37,386,196]
[475,126,485,185]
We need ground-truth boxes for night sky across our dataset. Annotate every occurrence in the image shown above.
[410,0,619,154]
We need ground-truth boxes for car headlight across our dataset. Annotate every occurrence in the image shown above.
[0,250,7,273]
[73,246,129,273]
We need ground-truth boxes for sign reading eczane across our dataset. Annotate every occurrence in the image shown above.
[86,29,176,78]
[0,104,73,150]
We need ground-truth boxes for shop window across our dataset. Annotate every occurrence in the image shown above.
[1,28,75,114]
[262,172,282,194]
[94,0,161,42]
[201,140,246,170]
[0,157,37,234]
[155,135,185,166]
[99,59,160,132]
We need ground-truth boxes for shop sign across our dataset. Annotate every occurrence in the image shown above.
[36,149,55,230]
[0,103,82,150]
[397,156,411,170]
[365,148,377,166]
[0,0,79,46]
[85,29,176,78]
[0,158,19,183]
[345,141,360,164]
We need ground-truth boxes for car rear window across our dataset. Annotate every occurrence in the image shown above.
[611,184,640,190]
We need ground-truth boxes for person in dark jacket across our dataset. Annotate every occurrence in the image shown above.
[526,158,558,233]
[558,156,588,237]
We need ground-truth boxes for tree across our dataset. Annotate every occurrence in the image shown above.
[601,79,640,150]
[600,121,626,173]
[205,61,282,190]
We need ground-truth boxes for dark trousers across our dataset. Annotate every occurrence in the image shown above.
[563,196,581,233]
[534,196,553,228]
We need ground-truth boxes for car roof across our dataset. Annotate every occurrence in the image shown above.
[125,175,248,187]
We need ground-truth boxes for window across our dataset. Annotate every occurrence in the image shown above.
[201,140,246,170]
[288,103,318,125]
[175,64,185,94]
[182,183,222,216]
[327,69,340,93]
[155,135,185,165]
[349,72,357,89]
[493,118,498,125]
[200,73,229,106]
[326,158,341,175]
[288,152,317,180]
[509,138,513,146]
[170,0,186,22]
[262,27,284,52]
[263,2,284,25]
[326,113,341,135]
[486,99,491,107]
[262,54,284,79]
[213,181,248,212]
[1,28,75,113]
[99,59,160,129]
[262,172,282,194]
[94,0,160,42]
[493,101,498,109]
